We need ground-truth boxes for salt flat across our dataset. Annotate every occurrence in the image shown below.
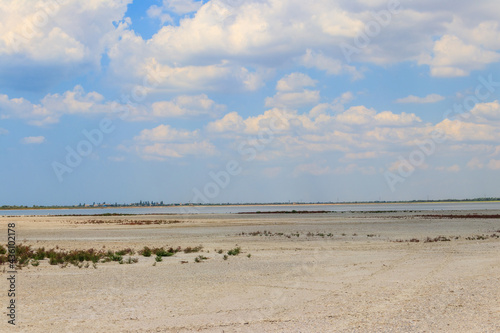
[1,211,499,332]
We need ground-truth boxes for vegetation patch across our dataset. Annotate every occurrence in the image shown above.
[227,247,241,256]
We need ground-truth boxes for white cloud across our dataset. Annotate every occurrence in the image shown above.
[419,35,500,77]
[131,123,216,160]
[336,106,421,127]
[106,1,370,91]
[134,125,199,142]
[0,0,132,89]
[0,128,9,135]
[21,136,45,144]
[206,111,245,133]
[0,86,225,125]
[395,94,445,104]
[131,59,266,92]
[334,92,355,105]
[124,94,226,121]
[470,100,500,122]
[276,73,317,92]
[435,119,500,142]
[147,5,173,24]
[140,141,217,159]
[0,85,111,125]
[265,72,320,108]
[300,49,363,79]
[265,90,320,108]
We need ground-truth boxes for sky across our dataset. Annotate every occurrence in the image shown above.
[1,0,500,206]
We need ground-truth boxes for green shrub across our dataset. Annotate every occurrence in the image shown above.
[153,247,174,257]
[227,247,241,256]
[183,246,203,253]
[140,246,152,257]
[194,255,208,263]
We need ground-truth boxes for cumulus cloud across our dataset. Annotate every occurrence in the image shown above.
[131,123,216,160]
[0,85,112,125]
[265,90,320,109]
[21,136,45,144]
[138,141,216,159]
[300,49,363,79]
[435,119,500,142]
[276,73,317,92]
[106,0,370,90]
[0,86,225,125]
[134,124,199,142]
[419,35,500,77]
[395,94,445,104]
[0,0,132,90]
[336,106,421,127]
[147,5,173,24]
[128,94,226,121]
[206,111,245,133]
[2,0,500,95]
[470,100,500,122]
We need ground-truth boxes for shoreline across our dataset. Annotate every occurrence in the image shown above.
[2,199,500,211]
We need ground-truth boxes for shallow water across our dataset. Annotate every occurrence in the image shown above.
[2,201,500,216]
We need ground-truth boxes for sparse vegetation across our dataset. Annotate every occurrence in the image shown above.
[425,236,451,243]
[240,230,334,238]
[393,234,499,243]
[194,255,208,263]
[0,243,212,268]
[74,219,183,225]
[227,247,241,256]
[140,246,152,257]
[183,246,203,253]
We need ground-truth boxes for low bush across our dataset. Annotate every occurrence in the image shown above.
[227,247,241,256]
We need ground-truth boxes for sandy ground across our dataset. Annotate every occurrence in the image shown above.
[1,210,499,332]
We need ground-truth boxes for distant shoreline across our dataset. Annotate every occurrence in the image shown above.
[1,199,500,211]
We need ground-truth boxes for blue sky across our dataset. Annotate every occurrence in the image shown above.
[1,0,500,206]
